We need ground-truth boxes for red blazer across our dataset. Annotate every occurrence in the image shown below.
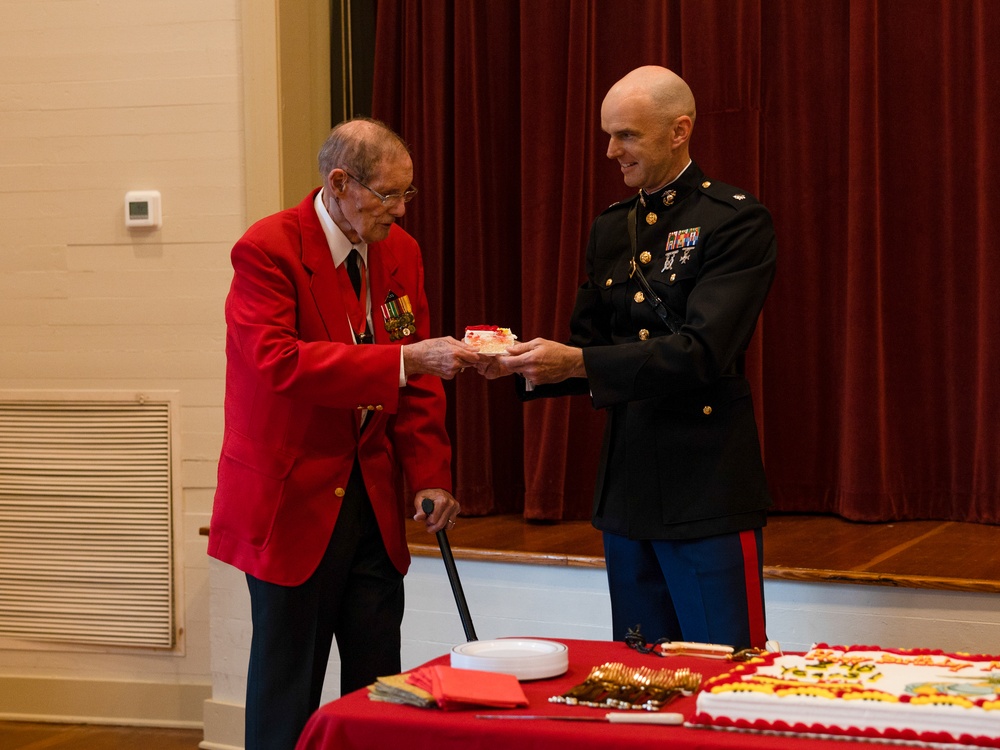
[208,190,451,586]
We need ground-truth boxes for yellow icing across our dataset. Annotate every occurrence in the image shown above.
[776,687,838,699]
[712,683,776,695]
[841,691,898,702]
[910,695,975,709]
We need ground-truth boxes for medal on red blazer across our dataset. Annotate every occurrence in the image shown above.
[381,291,416,341]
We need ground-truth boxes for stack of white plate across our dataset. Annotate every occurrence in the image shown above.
[450,638,569,680]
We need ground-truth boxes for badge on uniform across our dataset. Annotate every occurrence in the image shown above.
[381,291,416,341]
[662,226,701,272]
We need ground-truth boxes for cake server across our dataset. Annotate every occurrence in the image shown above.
[422,497,478,642]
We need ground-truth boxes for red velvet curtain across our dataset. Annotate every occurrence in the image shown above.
[371,0,1000,524]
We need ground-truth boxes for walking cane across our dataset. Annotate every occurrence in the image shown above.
[421,497,478,641]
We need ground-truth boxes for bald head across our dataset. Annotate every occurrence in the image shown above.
[601,66,696,192]
[604,65,696,125]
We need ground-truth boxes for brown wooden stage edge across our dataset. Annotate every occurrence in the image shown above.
[405,512,1000,594]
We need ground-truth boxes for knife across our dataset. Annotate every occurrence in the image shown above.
[475,712,684,724]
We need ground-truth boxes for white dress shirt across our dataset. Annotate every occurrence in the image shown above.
[314,190,407,386]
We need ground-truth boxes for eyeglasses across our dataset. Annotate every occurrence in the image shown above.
[343,171,418,206]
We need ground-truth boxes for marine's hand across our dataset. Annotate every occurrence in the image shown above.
[413,489,461,533]
[474,353,513,379]
[500,338,586,385]
[402,337,479,379]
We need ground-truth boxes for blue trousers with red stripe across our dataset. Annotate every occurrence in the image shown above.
[603,528,766,651]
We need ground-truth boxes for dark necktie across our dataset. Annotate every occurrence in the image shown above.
[346,248,363,298]
[346,248,371,345]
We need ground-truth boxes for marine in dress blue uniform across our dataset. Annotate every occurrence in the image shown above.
[581,160,775,649]
[498,66,776,651]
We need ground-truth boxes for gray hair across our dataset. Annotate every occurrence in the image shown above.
[317,117,411,181]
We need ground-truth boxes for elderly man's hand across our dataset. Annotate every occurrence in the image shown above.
[498,338,586,385]
[413,488,460,533]
[402,337,479,379]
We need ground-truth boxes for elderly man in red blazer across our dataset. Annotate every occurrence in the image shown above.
[209,118,478,750]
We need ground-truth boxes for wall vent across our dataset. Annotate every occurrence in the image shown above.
[0,400,173,648]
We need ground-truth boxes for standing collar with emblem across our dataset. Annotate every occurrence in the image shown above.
[638,161,703,210]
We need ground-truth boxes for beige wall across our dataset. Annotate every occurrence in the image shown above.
[0,0,243,728]
[0,0,330,731]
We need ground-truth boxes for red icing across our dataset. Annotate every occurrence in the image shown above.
[691,712,1000,747]
[814,642,1000,661]
[693,645,1000,747]
[464,325,501,332]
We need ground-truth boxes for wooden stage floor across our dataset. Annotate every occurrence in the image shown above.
[407,512,1000,593]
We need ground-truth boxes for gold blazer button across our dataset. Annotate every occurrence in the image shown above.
[335,487,346,497]
[702,405,713,416]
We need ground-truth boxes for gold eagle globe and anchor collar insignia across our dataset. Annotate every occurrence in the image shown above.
[638,188,678,226]
[636,182,681,232]
[639,187,679,207]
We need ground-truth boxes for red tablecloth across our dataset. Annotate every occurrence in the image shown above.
[295,639,867,750]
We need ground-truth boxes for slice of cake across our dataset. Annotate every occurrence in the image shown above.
[463,325,517,354]
[692,644,1000,747]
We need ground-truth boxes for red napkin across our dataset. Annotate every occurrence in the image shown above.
[407,666,528,710]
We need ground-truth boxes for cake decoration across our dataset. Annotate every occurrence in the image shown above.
[692,644,1000,747]
[463,325,517,354]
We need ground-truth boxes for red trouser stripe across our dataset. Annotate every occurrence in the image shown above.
[739,529,767,648]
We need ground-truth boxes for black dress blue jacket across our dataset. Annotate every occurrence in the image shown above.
[521,161,778,541]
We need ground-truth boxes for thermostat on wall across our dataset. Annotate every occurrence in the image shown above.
[125,190,162,228]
